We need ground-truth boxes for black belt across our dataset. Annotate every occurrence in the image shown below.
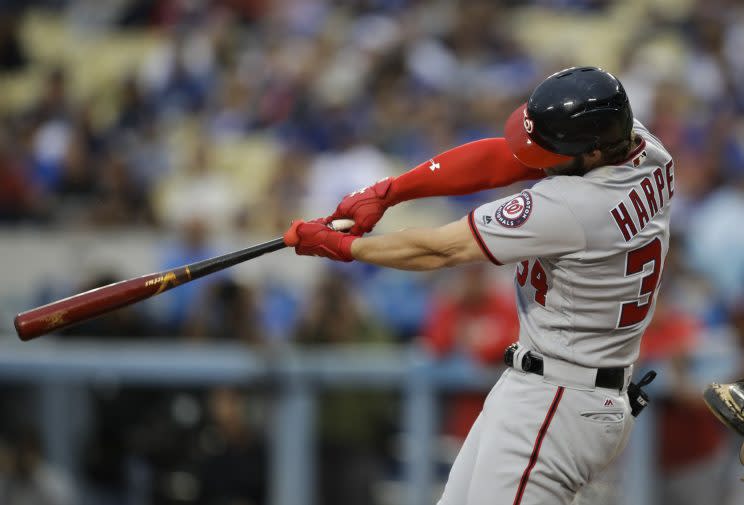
[503,344,626,390]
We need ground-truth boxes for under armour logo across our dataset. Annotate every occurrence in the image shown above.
[429,160,440,171]
[604,399,614,407]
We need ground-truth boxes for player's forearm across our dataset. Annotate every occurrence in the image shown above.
[285,218,485,268]
[388,138,544,204]
[350,229,453,270]
[350,227,472,271]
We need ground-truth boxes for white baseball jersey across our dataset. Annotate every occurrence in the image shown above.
[468,120,674,368]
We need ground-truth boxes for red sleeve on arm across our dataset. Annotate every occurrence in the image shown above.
[387,138,545,204]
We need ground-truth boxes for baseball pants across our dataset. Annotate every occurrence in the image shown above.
[437,367,634,505]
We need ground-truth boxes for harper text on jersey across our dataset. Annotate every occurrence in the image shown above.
[610,160,674,242]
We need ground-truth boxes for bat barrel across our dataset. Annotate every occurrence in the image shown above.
[14,236,289,341]
[14,269,189,341]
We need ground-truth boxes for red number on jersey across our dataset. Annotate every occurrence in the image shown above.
[530,261,548,306]
[618,238,663,328]
[515,260,548,306]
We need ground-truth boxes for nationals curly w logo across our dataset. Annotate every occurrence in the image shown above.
[523,108,534,134]
[495,191,533,228]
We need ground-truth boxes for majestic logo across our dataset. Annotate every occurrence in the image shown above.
[482,215,492,225]
[523,108,534,134]
[604,399,614,407]
[429,159,440,171]
[495,191,533,228]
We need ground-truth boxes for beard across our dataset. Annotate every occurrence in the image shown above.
[545,156,590,177]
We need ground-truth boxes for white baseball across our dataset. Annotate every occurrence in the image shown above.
[329,219,355,231]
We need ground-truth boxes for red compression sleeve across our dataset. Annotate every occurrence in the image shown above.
[387,138,545,204]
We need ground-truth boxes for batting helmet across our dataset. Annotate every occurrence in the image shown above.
[505,66,634,169]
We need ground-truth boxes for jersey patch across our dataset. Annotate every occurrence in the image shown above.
[495,191,533,228]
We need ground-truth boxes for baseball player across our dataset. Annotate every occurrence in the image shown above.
[284,66,673,505]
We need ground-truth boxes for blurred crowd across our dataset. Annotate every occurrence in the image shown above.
[2,0,744,503]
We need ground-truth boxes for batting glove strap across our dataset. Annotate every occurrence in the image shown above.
[284,220,357,262]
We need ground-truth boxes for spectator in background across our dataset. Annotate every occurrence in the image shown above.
[423,265,518,365]
[0,126,46,223]
[255,145,310,234]
[151,216,219,334]
[0,5,27,72]
[56,129,97,204]
[84,385,206,505]
[114,75,154,132]
[183,278,266,344]
[139,25,217,118]
[207,71,255,142]
[27,67,74,194]
[296,274,387,346]
[422,264,518,441]
[28,67,71,125]
[295,274,394,505]
[0,428,76,505]
[113,76,172,193]
[355,266,433,342]
[154,140,242,232]
[685,176,744,304]
[89,150,153,227]
[196,387,267,505]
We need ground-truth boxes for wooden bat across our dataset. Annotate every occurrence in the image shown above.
[14,219,354,341]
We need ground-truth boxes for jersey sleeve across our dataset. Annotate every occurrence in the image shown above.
[467,183,586,264]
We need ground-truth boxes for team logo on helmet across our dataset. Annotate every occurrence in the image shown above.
[523,108,534,134]
[495,191,533,228]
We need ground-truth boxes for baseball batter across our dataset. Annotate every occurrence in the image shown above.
[284,67,673,504]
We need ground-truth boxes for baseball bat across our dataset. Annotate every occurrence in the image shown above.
[14,219,354,341]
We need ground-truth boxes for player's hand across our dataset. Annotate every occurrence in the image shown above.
[283,219,357,262]
[324,178,394,235]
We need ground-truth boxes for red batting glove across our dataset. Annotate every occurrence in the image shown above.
[283,220,357,262]
[324,178,395,235]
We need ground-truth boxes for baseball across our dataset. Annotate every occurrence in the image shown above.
[329,219,355,231]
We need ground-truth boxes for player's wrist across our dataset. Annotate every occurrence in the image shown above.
[340,234,358,262]
[370,177,398,206]
[348,235,363,260]
[383,177,404,206]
